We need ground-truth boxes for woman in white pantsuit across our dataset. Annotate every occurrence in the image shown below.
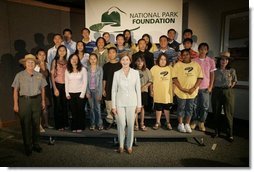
[112,54,142,154]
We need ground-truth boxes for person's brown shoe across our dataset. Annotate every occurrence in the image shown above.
[117,147,124,153]
[127,148,133,154]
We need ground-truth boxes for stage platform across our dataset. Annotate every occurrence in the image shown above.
[40,127,206,146]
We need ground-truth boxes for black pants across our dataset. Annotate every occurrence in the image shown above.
[211,87,234,137]
[19,95,41,150]
[53,83,68,129]
[69,93,86,130]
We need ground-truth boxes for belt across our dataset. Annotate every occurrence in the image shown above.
[20,94,41,99]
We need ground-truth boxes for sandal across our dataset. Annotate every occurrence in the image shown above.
[152,122,161,130]
[140,124,147,131]
[134,125,139,131]
[166,122,172,130]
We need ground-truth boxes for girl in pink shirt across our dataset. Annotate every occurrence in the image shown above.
[50,45,68,131]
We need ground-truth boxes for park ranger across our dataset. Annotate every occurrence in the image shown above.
[12,54,47,156]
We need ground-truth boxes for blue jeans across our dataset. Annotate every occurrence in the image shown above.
[193,89,210,122]
[176,96,195,118]
[88,90,102,127]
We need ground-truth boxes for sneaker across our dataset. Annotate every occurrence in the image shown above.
[89,125,95,131]
[198,122,206,132]
[177,123,186,133]
[98,126,104,131]
[185,123,192,133]
[190,121,198,130]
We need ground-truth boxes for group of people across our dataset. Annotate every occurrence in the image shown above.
[12,27,237,156]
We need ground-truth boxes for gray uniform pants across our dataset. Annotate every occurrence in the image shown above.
[19,95,41,149]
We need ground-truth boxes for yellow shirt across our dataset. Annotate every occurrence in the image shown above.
[150,65,173,104]
[172,61,203,99]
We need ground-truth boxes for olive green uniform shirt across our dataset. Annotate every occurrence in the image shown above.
[12,70,47,96]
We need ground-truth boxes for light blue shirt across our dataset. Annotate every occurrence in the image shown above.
[62,40,76,55]
[47,45,70,71]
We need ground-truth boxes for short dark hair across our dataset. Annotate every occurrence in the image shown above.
[183,29,193,35]
[67,53,82,73]
[181,48,190,55]
[159,35,168,42]
[183,38,193,44]
[137,38,146,44]
[167,28,176,34]
[35,48,46,56]
[103,32,110,37]
[96,37,106,47]
[156,53,170,67]
[108,47,117,53]
[53,33,62,39]
[198,42,209,51]
[134,56,147,71]
[116,34,125,40]
[81,27,90,34]
[63,28,72,35]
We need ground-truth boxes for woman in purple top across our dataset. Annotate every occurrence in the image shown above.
[86,53,104,130]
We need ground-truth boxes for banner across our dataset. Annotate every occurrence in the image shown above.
[85,0,182,43]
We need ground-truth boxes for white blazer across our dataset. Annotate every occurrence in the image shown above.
[112,68,142,108]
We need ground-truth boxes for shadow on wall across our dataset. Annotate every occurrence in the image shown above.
[0,33,55,125]
[0,53,19,122]
[31,32,55,55]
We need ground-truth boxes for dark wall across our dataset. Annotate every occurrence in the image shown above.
[0,1,84,126]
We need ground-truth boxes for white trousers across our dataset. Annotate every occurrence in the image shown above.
[115,107,136,149]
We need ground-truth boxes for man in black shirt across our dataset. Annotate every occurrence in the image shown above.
[102,47,122,129]
[131,39,154,69]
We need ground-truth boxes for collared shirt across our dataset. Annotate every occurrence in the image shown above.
[111,68,142,108]
[137,68,152,92]
[168,40,180,52]
[86,65,103,97]
[153,47,179,63]
[214,68,237,88]
[62,40,77,55]
[12,70,47,96]
[193,56,216,89]
[80,53,90,69]
[47,46,70,70]
[116,47,131,61]
[82,38,96,54]
[92,48,108,67]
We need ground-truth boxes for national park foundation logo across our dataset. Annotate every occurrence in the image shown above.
[89,6,140,33]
